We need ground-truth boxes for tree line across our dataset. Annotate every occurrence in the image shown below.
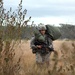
[0,0,75,40]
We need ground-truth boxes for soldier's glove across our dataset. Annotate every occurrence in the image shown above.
[31,45,38,54]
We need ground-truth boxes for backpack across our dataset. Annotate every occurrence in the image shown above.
[33,25,61,42]
[46,25,61,40]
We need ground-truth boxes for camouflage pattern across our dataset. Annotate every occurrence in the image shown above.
[30,34,53,63]
[36,52,51,63]
[38,25,46,30]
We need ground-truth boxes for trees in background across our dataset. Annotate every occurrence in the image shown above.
[59,24,75,39]
[0,0,75,40]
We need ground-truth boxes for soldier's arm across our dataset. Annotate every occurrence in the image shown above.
[30,37,37,49]
[48,38,54,51]
[30,37,42,49]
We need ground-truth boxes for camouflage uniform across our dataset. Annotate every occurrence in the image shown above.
[30,34,54,64]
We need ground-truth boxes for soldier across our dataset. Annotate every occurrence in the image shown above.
[30,25,54,66]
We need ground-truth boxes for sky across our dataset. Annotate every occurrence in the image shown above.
[3,0,75,26]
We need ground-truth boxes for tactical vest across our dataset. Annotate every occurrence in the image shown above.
[33,35,52,55]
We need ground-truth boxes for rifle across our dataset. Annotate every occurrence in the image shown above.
[33,40,54,54]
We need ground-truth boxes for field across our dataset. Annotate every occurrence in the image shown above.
[1,0,75,75]
[9,40,75,75]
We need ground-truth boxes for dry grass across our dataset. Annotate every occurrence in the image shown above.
[0,39,75,75]
[1,40,74,75]
[0,0,75,75]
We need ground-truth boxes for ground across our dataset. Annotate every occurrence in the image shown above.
[12,40,75,75]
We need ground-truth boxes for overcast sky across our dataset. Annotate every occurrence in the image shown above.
[3,0,75,26]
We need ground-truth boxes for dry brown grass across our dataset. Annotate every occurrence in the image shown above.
[1,0,75,75]
[0,40,74,75]
[0,37,75,75]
